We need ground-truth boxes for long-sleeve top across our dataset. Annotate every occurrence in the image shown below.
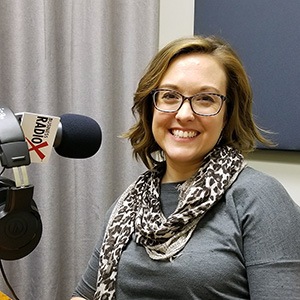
[73,167,300,299]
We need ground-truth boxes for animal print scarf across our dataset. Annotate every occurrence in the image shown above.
[94,146,246,300]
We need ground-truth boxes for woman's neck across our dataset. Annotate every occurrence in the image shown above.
[161,161,202,183]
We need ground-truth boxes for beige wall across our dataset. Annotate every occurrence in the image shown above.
[159,0,300,205]
[247,151,300,204]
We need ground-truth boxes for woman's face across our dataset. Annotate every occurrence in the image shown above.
[152,53,227,181]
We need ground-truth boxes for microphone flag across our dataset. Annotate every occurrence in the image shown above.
[18,112,60,163]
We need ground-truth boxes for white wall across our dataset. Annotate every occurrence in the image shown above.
[159,0,300,205]
[159,0,195,49]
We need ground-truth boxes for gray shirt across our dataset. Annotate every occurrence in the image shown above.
[73,167,300,299]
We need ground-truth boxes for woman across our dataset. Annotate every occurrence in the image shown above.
[71,36,300,299]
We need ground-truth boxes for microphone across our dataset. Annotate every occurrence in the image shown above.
[54,113,102,159]
[17,112,102,162]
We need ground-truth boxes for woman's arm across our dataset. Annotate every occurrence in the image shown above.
[235,169,300,298]
[71,201,117,299]
[71,239,101,299]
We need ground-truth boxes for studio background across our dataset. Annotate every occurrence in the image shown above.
[0,1,158,299]
[1,0,300,299]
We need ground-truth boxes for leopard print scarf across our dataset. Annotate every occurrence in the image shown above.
[94,146,246,300]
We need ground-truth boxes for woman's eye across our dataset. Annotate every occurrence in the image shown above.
[195,95,215,103]
[162,92,178,99]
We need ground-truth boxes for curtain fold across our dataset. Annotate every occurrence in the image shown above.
[0,1,159,299]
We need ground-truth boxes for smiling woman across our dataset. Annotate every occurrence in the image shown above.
[151,53,227,182]
[71,36,300,300]
[126,36,272,170]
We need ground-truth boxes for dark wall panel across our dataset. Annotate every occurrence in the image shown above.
[194,0,300,150]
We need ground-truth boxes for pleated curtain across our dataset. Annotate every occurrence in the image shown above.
[0,1,159,299]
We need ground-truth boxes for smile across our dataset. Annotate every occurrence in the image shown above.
[171,129,199,138]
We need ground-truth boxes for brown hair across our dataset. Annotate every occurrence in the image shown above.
[123,35,272,169]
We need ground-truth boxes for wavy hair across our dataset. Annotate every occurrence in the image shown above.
[123,35,272,169]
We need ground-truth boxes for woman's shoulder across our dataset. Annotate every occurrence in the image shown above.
[227,165,300,220]
[230,165,295,202]
[233,166,286,191]
[226,168,300,266]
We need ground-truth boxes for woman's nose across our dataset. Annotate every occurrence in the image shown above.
[175,100,195,121]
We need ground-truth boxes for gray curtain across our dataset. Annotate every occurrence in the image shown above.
[0,0,159,299]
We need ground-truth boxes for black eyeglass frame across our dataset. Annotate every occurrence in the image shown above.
[152,88,227,117]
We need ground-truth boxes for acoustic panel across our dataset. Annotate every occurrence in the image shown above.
[194,0,300,150]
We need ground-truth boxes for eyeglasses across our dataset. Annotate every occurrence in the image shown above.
[152,88,227,116]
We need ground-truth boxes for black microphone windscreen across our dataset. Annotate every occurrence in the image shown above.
[54,114,102,158]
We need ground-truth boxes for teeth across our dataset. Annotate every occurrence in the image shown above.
[172,130,198,138]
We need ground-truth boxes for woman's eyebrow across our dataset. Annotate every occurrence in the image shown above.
[158,84,222,94]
